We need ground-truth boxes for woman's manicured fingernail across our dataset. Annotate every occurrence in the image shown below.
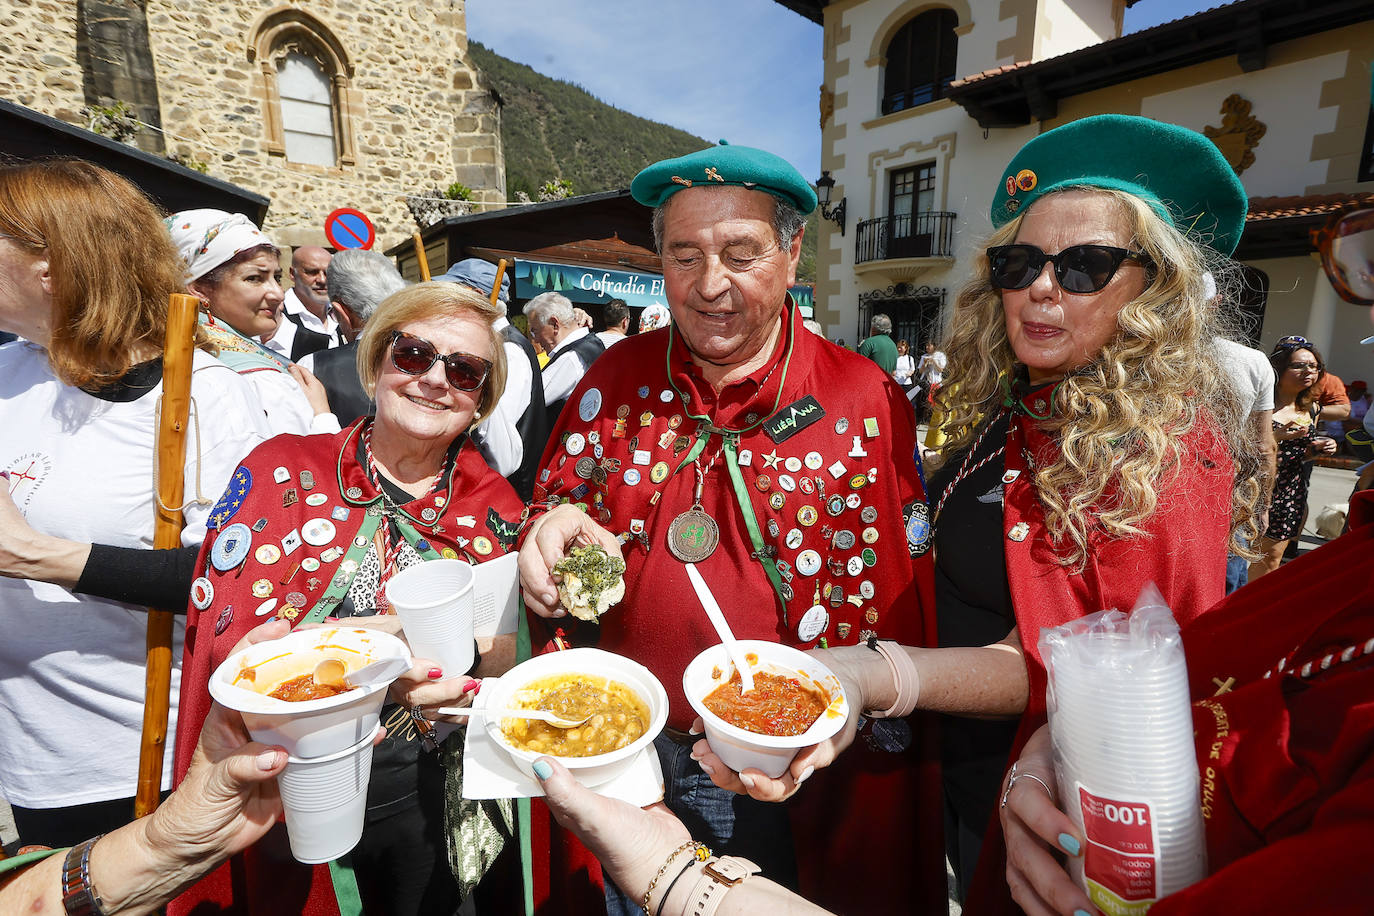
[532,759,552,780]
[1060,833,1082,856]
[697,759,714,777]
[257,749,284,771]
[796,765,815,787]
[427,667,443,680]
[1074,910,1092,916]
[739,773,755,790]
[462,679,480,694]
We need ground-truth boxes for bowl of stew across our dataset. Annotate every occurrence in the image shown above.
[683,640,850,778]
[208,626,411,759]
[482,648,668,786]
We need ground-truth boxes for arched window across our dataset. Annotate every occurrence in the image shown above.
[882,9,958,115]
[249,8,355,168]
[277,51,336,166]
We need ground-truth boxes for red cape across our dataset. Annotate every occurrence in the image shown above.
[170,422,523,916]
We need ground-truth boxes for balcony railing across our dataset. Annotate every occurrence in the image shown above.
[855,211,957,264]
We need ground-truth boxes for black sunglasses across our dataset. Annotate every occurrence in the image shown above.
[987,244,1151,294]
[389,330,491,391]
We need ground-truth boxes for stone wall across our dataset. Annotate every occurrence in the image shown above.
[0,0,505,253]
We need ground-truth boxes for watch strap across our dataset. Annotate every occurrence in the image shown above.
[684,855,761,916]
[61,836,106,916]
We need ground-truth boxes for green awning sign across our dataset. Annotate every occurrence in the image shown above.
[514,259,667,311]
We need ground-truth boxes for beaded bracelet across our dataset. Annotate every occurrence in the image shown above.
[641,841,710,915]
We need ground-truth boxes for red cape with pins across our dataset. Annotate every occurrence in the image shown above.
[170,421,523,916]
[523,300,944,916]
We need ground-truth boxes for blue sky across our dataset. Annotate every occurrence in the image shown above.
[466,0,1215,185]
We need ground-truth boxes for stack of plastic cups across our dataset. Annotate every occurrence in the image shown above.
[384,558,476,676]
[1039,590,1207,913]
[208,626,410,864]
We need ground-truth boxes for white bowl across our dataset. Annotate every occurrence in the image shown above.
[482,648,668,787]
[208,626,411,760]
[683,640,850,779]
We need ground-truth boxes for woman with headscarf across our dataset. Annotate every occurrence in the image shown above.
[689,115,1262,902]
[165,209,339,436]
[0,160,268,846]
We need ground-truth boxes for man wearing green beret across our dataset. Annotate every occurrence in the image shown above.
[517,143,941,915]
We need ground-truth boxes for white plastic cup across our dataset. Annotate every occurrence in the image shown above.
[384,559,476,677]
[208,626,410,760]
[683,641,849,779]
[277,725,379,864]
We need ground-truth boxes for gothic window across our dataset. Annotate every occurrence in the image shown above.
[249,9,355,168]
[882,9,958,115]
[277,51,336,166]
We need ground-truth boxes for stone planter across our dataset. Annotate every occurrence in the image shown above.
[405,195,470,229]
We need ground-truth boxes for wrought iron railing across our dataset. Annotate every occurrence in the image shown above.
[855,211,957,264]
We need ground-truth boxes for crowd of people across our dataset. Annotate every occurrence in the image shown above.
[1,111,1372,916]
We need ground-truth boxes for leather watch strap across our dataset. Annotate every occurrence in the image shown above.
[685,855,761,916]
[60,836,106,916]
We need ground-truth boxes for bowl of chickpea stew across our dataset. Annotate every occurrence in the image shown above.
[482,648,668,785]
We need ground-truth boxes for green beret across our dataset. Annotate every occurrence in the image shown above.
[990,114,1248,256]
[631,142,818,215]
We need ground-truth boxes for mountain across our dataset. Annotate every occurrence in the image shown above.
[468,41,817,282]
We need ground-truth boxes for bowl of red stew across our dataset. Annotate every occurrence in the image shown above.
[683,641,850,778]
[209,626,411,759]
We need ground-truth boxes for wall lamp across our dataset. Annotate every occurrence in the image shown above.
[815,171,847,236]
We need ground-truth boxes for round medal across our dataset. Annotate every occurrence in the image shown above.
[301,557,320,572]
[860,580,875,599]
[778,474,796,492]
[660,389,674,403]
[785,528,804,549]
[441,547,458,559]
[846,556,864,576]
[472,536,493,555]
[795,550,822,576]
[834,417,850,434]
[191,577,214,610]
[565,432,586,456]
[421,507,437,522]
[797,505,819,527]
[579,388,603,422]
[624,469,642,486]
[846,493,863,509]
[667,507,719,562]
[826,495,845,516]
[305,492,328,506]
[861,547,877,567]
[345,486,363,500]
[784,456,802,473]
[755,475,771,492]
[211,523,252,572]
[804,451,823,470]
[849,473,868,490]
[286,591,307,609]
[651,461,670,483]
[668,414,683,429]
[769,492,786,510]
[254,544,281,565]
[833,529,856,551]
[251,579,273,598]
[575,456,596,479]
[861,505,878,524]
[862,526,879,543]
[799,476,815,495]
[302,519,336,547]
[796,604,829,642]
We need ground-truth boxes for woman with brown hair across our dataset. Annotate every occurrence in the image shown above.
[1248,337,1338,580]
[0,159,268,846]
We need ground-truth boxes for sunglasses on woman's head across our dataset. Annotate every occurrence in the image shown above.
[389,330,491,391]
[1274,335,1312,350]
[986,244,1150,294]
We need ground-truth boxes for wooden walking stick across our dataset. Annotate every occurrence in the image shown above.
[135,292,199,818]
[413,231,431,281]
[491,258,508,307]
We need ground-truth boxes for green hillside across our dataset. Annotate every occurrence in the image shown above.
[468,41,817,282]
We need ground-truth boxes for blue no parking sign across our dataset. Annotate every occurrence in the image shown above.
[324,208,376,249]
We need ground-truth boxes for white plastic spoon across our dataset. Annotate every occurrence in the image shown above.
[313,655,411,690]
[685,562,755,693]
[431,705,591,729]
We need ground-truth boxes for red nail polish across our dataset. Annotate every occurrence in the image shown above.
[462,679,480,694]
[427,667,443,679]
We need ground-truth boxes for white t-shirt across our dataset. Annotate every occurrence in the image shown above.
[0,345,269,808]
[596,330,626,349]
[543,327,597,405]
[241,365,341,437]
[1213,337,1275,416]
[917,350,947,385]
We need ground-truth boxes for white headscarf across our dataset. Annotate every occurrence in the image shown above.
[165,209,276,284]
[638,303,671,333]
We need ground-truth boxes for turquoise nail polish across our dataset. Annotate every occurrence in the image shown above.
[1074,909,1092,916]
[532,759,552,780]
[1059,833,1081,856]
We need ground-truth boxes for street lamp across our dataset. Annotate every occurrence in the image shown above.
[815,171,846,236]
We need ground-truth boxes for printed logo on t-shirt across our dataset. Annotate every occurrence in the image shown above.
[5,451,52,511]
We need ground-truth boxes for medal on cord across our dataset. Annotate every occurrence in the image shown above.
[667,443,724,562]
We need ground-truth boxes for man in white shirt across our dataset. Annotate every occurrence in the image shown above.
[266,245,341,361]
[596,298,631,348]
[525,291,604,428]
[439,259,549,500]
[1214,335,1278,592]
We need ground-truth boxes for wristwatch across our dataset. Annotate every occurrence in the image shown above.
[61,836,107,916]
[686,855,761,916]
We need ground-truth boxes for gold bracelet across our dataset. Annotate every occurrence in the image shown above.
[641,841,709,915]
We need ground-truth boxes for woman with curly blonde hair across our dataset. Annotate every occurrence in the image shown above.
[690,116,1262,905]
